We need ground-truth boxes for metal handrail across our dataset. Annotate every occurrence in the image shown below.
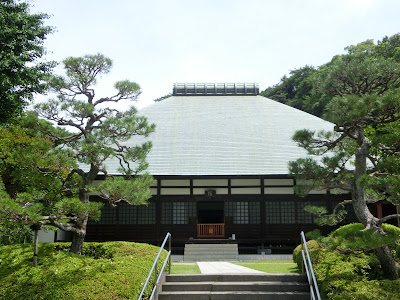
[138,232,172,300]
[301,231,321,300]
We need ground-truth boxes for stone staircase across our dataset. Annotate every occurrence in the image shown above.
[158,273,310,300]
[184,244,239,261]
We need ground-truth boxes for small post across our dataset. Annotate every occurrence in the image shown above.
[301,232,305,274]
[154,259,158,287]
[30,224,42,268]
[33,229,38,267]
[168,233,172,274]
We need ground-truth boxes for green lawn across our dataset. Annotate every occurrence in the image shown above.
[170,260,300,274]
[234,260,301,273]
[171,262,201,274]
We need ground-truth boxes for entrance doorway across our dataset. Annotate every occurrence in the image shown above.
[198,201,224,223]
[197,201,225,238]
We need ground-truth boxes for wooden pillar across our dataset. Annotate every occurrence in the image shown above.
[377,202,383,219]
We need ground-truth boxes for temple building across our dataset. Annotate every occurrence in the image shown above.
[80,83,357,253]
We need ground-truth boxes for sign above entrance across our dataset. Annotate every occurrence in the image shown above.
[205,189,216,197]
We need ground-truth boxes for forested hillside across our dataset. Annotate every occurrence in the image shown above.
[261,33,400,118]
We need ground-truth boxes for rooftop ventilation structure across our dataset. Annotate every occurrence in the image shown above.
[173,83,259,96]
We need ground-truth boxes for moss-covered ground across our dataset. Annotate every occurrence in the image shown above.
[0,242,167,300]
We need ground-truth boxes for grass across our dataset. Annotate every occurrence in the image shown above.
[170,260,300,274]
[0,242,167,300]
[171,262,201,274]
[234,260,301,273]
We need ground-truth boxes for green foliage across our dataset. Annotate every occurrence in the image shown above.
[290,35,400,230]
[324,89,400,127]
[261,33,400,119]
[0,0,54,123]
[0,221,31,246]
[114,80,141,99]
[285,32,400,279]
[0,114,79,228]
[93,174,155,206]
[314,55,400,98]
[61,53,112,89]
[0,242,167,299]
[32,53,155,252]
[293,240,321,269]
[54,198,103,221]
[154,93,172,102]
[260,66,322,114]
[376,34,400,63]
[294,237,400,299]
[319,223,400,255]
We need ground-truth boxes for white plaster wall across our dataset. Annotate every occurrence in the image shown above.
[264,179,294,186]
[35,229,55,243]
[231,179,260,186]
[160,188,191,195]
[231,188,261,194]
[193,188,229,195]
[160,180,190,186]
[264,187,294,194]
[192,179,228,186]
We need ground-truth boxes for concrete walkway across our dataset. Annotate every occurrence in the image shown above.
[197,262,264,274]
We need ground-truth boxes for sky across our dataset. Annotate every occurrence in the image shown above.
[30,0,400,109]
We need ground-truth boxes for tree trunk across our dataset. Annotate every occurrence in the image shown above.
[375,245,399,280]
[69,173,94,255]
[69,229,86,255]
[352,128,399,280]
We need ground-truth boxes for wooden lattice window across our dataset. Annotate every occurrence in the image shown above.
[161,202,196,225]
[265,201,295,224]
[297,201,313,224]
[118,202,156,225]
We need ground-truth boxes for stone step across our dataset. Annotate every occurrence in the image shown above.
[184,248,238,253]
[184,244,239,261]
[166,273,307,283]
[159,273,310,300]
[185,244,238,248]
[158,291,311,300]
[184,252,239,257]
[162,281,309,292]
[184,255,239,262]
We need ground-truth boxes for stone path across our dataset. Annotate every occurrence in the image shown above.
[197,261,264,274]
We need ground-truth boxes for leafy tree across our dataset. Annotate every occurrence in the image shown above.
[0,0,54,123]
[376,34,400,63]
[0,112,76,251]
[289,44,400,279]
[260,65,331,116]
[34,53,155,254]
[262,33,400,118]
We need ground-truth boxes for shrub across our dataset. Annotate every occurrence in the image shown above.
[325,223,400,254]
[293,240,321,269]
[0,222,32,245]
[295,224,400,299]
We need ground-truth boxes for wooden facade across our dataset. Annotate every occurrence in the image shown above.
[85,175,357,251]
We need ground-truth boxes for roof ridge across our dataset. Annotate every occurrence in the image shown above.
[173,83,259,96]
